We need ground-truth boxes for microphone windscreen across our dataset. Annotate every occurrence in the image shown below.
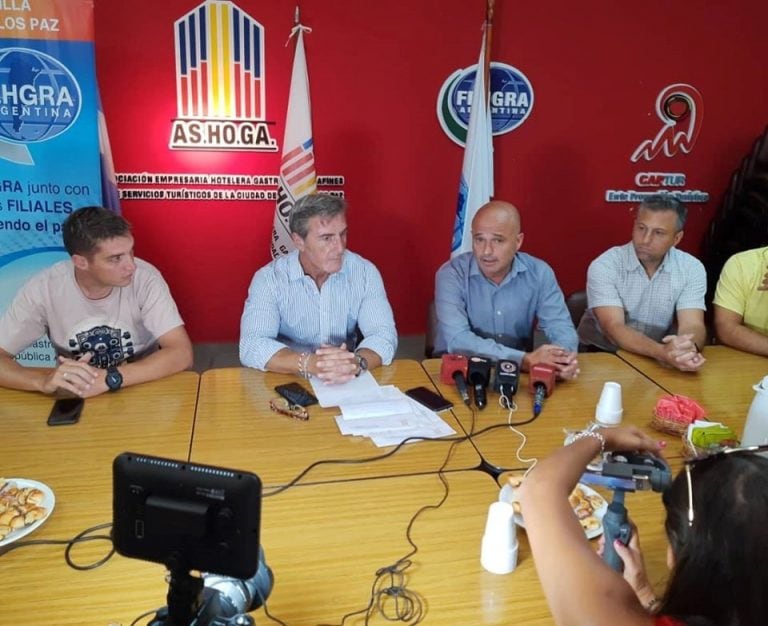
[440,354,469,385]
[467,356,492,387]
[528,364,556,396]
[493,359,520,395]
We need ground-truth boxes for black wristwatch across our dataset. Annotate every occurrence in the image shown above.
[105,365,123,392]
[354,352,368,377]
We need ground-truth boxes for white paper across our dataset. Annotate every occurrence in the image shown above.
[310,371,382,407]
[332,391,456,448]
[340,398,412,420]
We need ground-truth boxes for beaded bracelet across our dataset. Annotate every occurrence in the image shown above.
[568,429,606,456]
[298,352,311,379]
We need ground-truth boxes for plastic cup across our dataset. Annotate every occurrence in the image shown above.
[480,501,518,574]
[595,381,623,426]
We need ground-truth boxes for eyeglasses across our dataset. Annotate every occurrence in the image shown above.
[684,443,768,527]
[269,397,310,421]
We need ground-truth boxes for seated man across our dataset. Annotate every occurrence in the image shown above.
[713,245,768,356]
[578,195,706,371]
[434,200,579,379]
[0,206,193,396]
[240,194,397,384]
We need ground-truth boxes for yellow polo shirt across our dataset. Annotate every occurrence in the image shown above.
[714,246,768,335]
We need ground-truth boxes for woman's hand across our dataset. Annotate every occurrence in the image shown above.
[597,520,657,611]
[615,523,658,611]
[600,426,667,455]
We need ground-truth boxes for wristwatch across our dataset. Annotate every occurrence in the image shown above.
[354,352,368,377]
[105,365,123,392]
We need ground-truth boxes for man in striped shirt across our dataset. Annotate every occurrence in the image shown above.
[577,195,706,371]
[239,195,397,384]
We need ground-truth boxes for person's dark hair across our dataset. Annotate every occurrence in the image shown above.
[288,194,346,238]
[658,453,768,625]
[62,206,132,257]
[638,194,687,231]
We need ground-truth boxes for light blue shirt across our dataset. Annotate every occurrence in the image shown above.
[434,251,577,362]
[239,250,397,370]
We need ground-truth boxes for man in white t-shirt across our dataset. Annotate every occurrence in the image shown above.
[0,206,193,397]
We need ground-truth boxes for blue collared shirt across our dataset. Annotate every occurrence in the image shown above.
[434,251,577,362]
[239,250,397,370]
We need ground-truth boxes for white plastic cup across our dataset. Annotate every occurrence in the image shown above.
[595,381,623,426]
[480,501,518,574]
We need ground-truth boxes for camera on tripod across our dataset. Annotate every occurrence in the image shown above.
[112,453,274,626]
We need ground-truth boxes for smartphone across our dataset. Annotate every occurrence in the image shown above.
[274,382,318,407]
[47,397,84,426]
[405,386,453,412]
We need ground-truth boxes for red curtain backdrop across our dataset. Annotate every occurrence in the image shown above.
[94,1,768,341]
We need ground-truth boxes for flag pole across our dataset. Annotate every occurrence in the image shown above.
[449,5,495,256]
[485,0,495,90]
[271,5,317,258]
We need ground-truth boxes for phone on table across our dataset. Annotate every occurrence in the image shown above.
[274,382,318,407]
[405,386,453,412]
[47,397,84,426]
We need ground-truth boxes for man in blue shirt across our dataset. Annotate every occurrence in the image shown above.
[240,194,397,384]
[434,200,579,379]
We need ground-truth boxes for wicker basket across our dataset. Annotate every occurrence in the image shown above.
[650,394,707,436]
[650,412,693,436]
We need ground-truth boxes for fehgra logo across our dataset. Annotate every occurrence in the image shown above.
[0,47,81,144]
[437,62,534,146]
[169,0,277,151]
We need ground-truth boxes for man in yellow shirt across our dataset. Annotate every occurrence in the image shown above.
[713,246,768,356]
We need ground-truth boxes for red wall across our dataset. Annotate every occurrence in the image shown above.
[94,1,768,341]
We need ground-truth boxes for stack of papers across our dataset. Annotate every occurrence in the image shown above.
[310,373,456,448]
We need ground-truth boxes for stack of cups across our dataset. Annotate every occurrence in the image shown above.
[480,501,518,574]
[595,381,623,426]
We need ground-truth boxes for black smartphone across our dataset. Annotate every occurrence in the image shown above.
[47,397,84,426]
[274,382,318,407]
[405,386,453,412]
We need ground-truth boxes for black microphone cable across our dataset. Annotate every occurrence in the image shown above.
[0,521,115,570]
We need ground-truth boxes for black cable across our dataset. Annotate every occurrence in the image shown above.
[263,417,541,497]
[319,427,462,626]
[256,592,289,626]
[0,521,115,570]
[129,607,162,626]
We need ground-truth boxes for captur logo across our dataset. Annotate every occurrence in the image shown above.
[437,62,534,146]
[0,47,81,144]
[169,0,277,151]
[631,84,703,162]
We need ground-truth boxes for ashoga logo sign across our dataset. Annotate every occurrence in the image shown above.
[0,47,81,144]
[169,0,278,152]
[437,62,534,146]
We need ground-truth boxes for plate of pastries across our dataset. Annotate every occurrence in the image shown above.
[0,477,55,546]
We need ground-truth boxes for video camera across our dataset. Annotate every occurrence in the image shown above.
[581,451,672,572]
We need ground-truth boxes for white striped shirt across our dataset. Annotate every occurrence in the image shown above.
[239,250,397,369]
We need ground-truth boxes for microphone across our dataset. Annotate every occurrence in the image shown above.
[493,359,520,398]
[467,356,492,410]
[440,354,470,405]
[528,364,556,417]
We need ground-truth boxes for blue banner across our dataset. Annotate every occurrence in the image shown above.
[0,0,104,366]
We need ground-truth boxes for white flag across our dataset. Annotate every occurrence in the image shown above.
[271,24,316,258]
[451,26,494,257]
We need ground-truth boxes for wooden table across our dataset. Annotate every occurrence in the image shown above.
[249,469,672,626]
[618,345,768,440]
[422,354,678,470]
[190,361,482,487]
[1,372,200,625]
